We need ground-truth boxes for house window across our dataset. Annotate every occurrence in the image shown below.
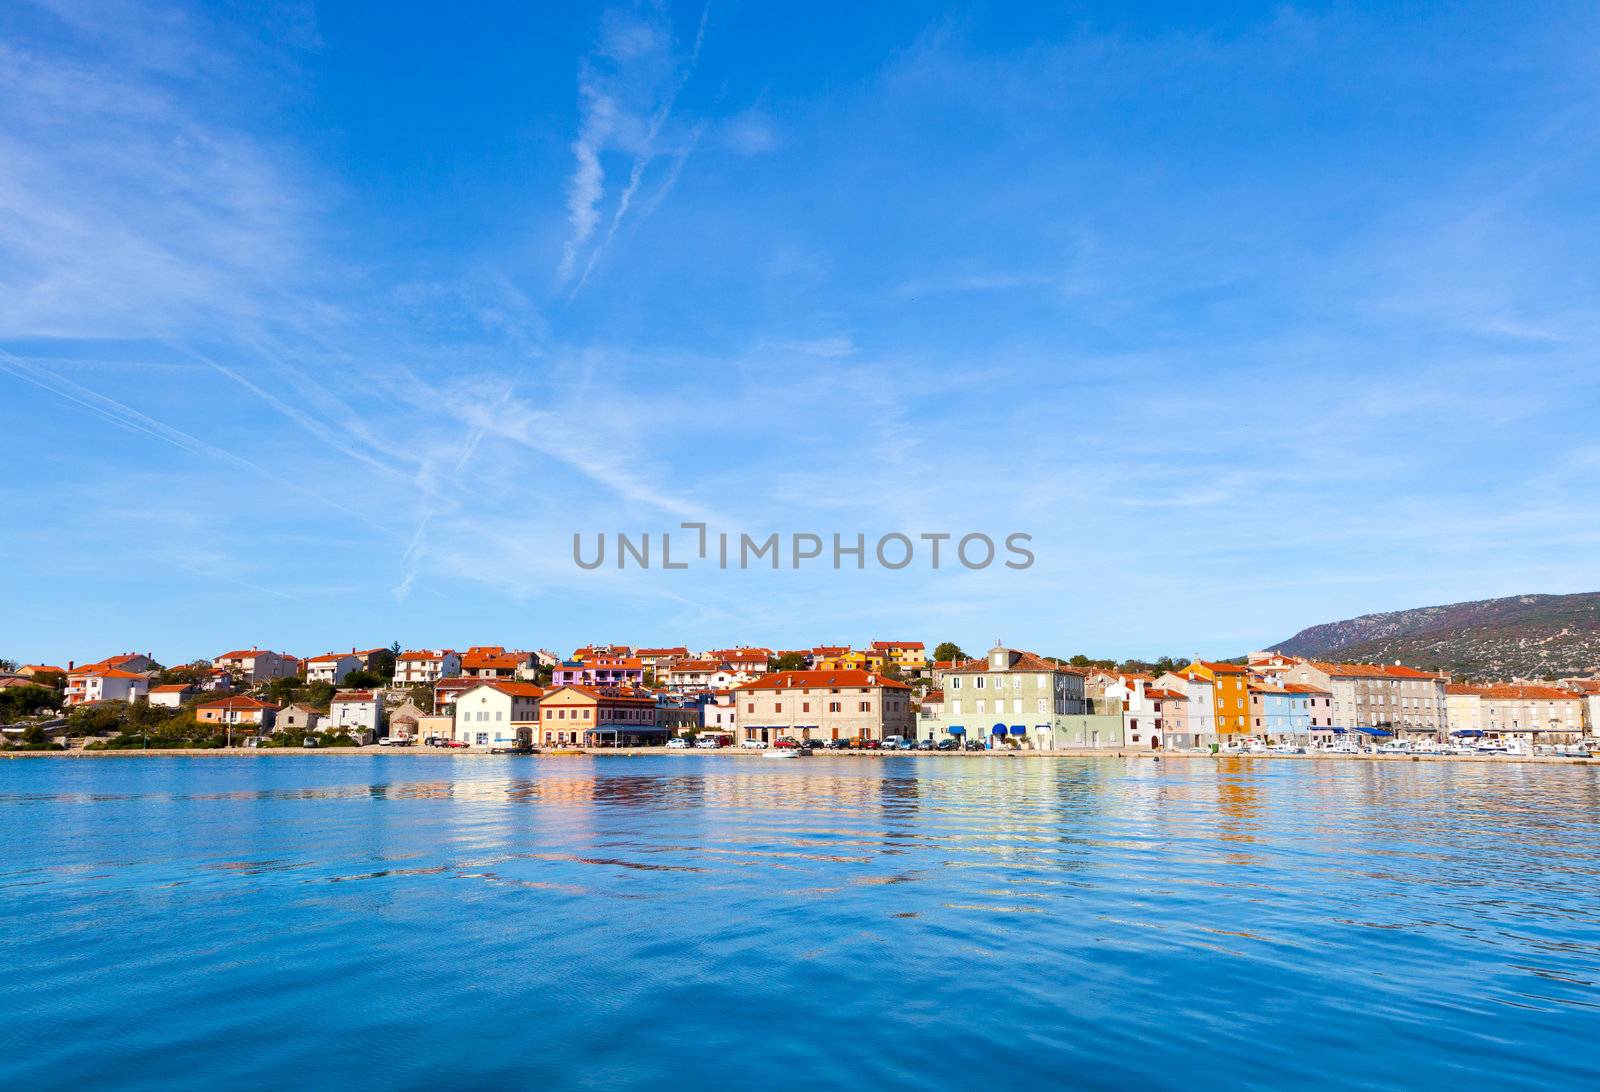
[974,677,985,689]
[950,678,961,690]
[829,702,841,713]
[859,701,871,712]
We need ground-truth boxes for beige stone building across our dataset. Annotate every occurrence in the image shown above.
[1281,661,1447,734]
[734,669,913,744]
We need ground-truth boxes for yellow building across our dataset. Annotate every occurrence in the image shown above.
[815,649,887,673]
[872,641,928,677]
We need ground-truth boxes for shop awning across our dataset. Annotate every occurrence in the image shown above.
[947,725,966,735]
[1008,725,1025,735]
[1450,729,1484,737]
[1353,727,1392,737]
[990,723,1007,736]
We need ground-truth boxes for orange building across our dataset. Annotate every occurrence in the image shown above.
[1185,660,1251,736]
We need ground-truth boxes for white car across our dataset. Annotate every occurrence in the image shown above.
[666,737,690,749]
[739,738,768,749]
[695,736,722,749]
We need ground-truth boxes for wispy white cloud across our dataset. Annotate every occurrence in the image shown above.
[558,3,714,291]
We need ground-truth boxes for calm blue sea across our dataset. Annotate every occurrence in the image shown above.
[1,755,1597,1089]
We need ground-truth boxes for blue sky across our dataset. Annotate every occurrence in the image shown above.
[3,0,1598,667]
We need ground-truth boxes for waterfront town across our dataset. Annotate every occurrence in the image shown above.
[3,640,1599,759]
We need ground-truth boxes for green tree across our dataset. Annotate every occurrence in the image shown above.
[343,668,383,689]
[0,683,56,721]
[772,651,808,671]
[157,660,216,685]
[368,646,398,682]
[932,642,966,663]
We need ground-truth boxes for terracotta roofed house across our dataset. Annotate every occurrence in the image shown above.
[304,651,363,685]
[196,695,279,734]
[65,666,151,707]
[212,649,297,684]
[460,647,534,678]
[733,669,912,746]
[395,649,462,685]
[537,685,661,748]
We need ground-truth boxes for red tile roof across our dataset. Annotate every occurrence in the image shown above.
[458,681,545,699]
[544,684,657,705]
[1478,684,1582,701]
[735,670,911,692]
[668,659,730,673]
[871,640,925,651]
[946,652,1086,676]
[199,695,278,711]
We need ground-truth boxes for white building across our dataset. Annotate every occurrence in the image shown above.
[1156,668,1218,746]
[329,690,383,743]
[452,681,543,749]
[667,660,742,693]
[394,649,461,686]
[212,649,297,683]
[1093,673,1167,748]
[306,652,363,685]
[148,683,193,709]
[700,690,737,735]
[66,668,150,706]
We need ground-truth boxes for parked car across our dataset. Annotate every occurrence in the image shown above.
[302,737,318,749]
[851,738,882,750]
[963,740,986,751]
[666,737,690,749]
[773,737,801,749]
[916,738,936,751]
[695,735,723,749]
[739,738,768,749]
[825,738,852,750]
[936,738,961,751]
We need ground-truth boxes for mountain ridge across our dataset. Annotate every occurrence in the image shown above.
[1271,592,1600,680]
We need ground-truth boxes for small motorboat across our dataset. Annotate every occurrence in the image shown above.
[1376,741,1411,755]
[1268,743,1305,755]
[762,747,808,759]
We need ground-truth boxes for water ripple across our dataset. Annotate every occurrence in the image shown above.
[1,755,1597,1089]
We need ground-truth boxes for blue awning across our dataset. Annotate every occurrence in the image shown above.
[947,725,966,735]
[1008,725,1025,735]
[1353,727,1392,737]
[990,723,1007,736]
[1450,729,1484,737]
